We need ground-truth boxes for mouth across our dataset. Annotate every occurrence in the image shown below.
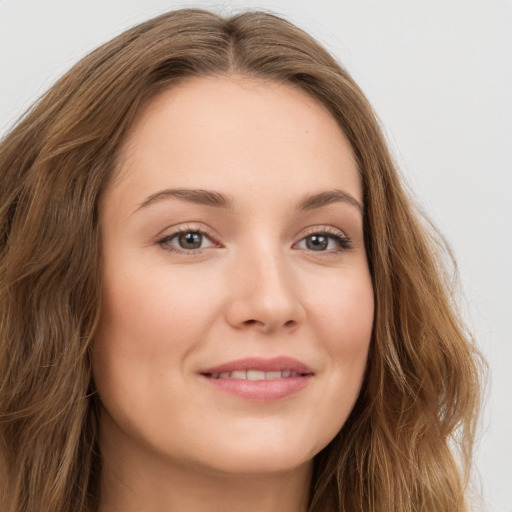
[204,369,307,380]
[200,356,314,401]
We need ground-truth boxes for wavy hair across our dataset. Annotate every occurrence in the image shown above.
[0,8,483,512]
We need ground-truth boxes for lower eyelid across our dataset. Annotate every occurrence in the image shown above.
[295,228,352,249]
[157,228,218,251]
[295,237,349,251]
[156,226,351,253]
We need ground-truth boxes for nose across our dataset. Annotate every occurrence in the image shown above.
[224,246,306,334]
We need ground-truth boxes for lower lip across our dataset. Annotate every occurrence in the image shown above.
[202,375,311,401]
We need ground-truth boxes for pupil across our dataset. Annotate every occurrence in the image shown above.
[306,234,328,251]
[178,232,202,249]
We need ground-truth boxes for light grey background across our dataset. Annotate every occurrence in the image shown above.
[1,1,510,510]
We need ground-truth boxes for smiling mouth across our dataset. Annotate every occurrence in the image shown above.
[200,356,314,379]
[200,357,314,401]
[204,370,308,380]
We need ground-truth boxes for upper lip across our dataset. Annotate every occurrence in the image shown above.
[200,356,314,376]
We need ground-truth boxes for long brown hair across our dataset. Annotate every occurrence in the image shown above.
[0,9,483,512]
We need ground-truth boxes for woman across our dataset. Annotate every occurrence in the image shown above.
[0,8,483,512]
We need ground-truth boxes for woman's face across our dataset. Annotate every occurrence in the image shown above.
[93,76,374,476]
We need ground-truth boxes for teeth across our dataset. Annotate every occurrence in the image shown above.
[247,370,265,381]
[209,370,302,380]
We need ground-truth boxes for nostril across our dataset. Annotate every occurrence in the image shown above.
[242,319,297,330]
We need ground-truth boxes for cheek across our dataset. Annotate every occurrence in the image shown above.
[91,260,230,417]
[310,270,374,356]
[91,266,218,439]
[306,270,374,409]
[96,262,219,355]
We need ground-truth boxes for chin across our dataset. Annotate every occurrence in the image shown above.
[195,447,314,477]
[178,424,330,477]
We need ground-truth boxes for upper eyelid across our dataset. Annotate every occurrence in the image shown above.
[156,228,218,255]
[156,224,220,251]
[294,225,350,244]
[297,225,347,236]
[293,225,353,252]
[157,224,349,241]
[158,224,347,238]
[157,223,218,240]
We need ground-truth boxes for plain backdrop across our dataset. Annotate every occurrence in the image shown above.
[0,1,511,510]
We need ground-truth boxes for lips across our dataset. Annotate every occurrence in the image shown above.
[208,369,302,380]
[200,356,314,401]
[201,356,313,376]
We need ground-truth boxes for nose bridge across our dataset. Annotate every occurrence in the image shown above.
[250,244,291,297]
[225,237,305,332]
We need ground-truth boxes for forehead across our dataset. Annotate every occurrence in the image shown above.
[108,75,361,211]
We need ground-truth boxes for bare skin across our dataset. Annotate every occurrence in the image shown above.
[99,415,311,512]
[94,76,373,512]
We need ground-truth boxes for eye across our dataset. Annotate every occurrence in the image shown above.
[295,229,351,252]
[158,229,216,253]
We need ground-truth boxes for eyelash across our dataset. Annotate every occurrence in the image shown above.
[297,227,352,253]
[157,225,220,255]
[156,225,352,255]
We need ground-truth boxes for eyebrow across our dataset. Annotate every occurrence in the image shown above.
[135,187,363,214]
[136,188,232,211]
[297,189,363,214]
